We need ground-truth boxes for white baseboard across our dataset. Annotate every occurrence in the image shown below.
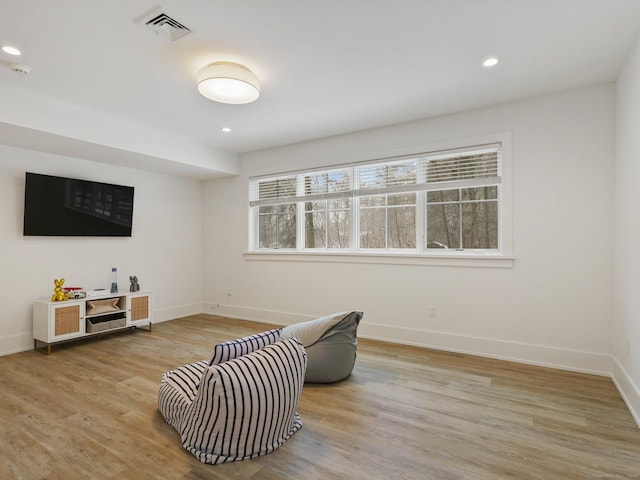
[0,332,36,356]
[4,301,614,379]
[153,303,202,324]
[359,322,612,377]
[203,303,315,326]
[611,356,640,428]
[203,303,611,376]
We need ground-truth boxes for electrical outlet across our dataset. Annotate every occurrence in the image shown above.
[429,307,437,319]
[211,303,219,310]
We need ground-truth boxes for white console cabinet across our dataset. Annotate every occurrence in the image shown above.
[33,291,152,353]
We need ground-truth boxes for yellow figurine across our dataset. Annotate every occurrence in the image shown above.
[51,278,69,302]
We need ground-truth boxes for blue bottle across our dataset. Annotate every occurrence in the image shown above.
[110,267,118,294]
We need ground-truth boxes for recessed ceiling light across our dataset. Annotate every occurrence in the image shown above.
[2,45,22,56]
[483,57,499,67]
[221,127,231,133]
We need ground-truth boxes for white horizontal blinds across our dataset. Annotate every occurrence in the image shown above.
[357,159,417,196]
[422,147,501,190]
[356,146,500,196]
[250,175,297,207]
[302,168,352,202]
[249,144,501,205]
[250,168,352,207]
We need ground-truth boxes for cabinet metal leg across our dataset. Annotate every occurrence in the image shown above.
[34,340,53,355]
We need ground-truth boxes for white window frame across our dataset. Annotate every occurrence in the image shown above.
[246,133,513,268]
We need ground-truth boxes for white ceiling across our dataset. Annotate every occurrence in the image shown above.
[1,0,640,178]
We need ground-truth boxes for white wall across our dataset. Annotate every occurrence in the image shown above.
[614,34,640,424]
[203,85,615,375]
[0,145,204,355]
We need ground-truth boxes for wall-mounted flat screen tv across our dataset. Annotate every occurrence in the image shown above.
[23,172,134,237]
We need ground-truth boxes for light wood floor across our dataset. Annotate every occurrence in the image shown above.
[1,315,639,479]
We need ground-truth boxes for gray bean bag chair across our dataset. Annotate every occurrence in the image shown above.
[280,311,363,383]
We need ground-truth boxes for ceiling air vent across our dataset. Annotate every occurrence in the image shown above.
[134,7,192,42]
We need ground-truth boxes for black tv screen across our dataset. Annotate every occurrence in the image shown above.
[23,172,134,237]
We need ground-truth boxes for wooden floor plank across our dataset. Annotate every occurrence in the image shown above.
[0,314,638,479]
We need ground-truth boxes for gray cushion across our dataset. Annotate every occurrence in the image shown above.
[280,311,363,383]
[280,311,349,346]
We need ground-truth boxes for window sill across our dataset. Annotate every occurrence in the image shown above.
[243,250,514,268]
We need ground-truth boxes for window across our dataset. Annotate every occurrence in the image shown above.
[422,150,500,250]
[249,139,510,260]
[426,187,498,249]
[359,160,417,249]
[304,169,351,249]
[360,193,416,249]
[254,176,297,249]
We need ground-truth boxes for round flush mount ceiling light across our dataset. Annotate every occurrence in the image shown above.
[2,45,22,56]
[197,62,260,104]
[483,57,499,67]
